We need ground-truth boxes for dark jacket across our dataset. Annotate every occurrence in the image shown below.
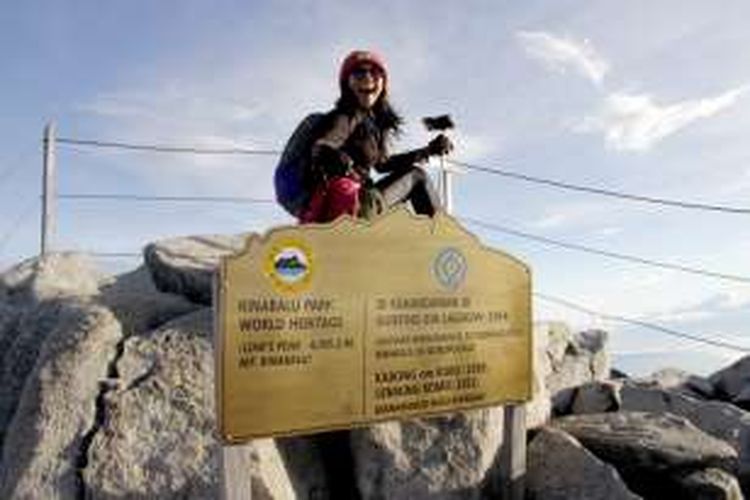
[311,108,427,183]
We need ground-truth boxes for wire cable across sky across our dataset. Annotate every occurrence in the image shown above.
[461,216,750,284]
[450,159,750,215]
[57,137,282,156]
[535,292,750,352]
[58,193,276,204]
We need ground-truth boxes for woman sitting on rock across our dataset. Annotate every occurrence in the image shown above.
[298,49,452,223]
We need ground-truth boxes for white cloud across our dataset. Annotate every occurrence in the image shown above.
[517,31,609,86]
[612,346,699,356]
[596,226,623,237]
[532,212,573,229]
[578,86,749,152]
[527,201,619,231]
[81,91,263,124]
[641,291,750,324]
[617,269,672,289]
[719,166,750,195]
[442,130,499,165]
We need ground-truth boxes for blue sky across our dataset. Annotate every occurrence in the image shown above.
[2,1,750,376]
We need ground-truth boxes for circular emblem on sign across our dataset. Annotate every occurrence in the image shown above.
[265,239,314,293]
[433,247,467,290]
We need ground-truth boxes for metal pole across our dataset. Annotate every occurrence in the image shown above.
[499,404,527,500]
[440,155,453,215]
[41,122,56,256]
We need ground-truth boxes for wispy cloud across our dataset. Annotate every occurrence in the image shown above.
[81,91,263,124]
[643,290,750,324]
[718,166,750,196]
[595,226,623,237]
[527,201,619,231]
[577,86,749,152]
[531,212,574,229]
[517,31,609,86]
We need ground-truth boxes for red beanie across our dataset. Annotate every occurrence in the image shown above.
[339,50,388,91]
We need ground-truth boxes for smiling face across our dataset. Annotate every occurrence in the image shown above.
[347,63,384,109]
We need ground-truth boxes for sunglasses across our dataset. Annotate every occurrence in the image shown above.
[350,66,383,80]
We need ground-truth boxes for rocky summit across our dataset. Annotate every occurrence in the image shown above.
[0,235,749,499]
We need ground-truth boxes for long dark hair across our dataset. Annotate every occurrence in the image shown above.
[335,87,403,136]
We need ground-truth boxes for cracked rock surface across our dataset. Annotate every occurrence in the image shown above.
[351,408,504,499]
[0,302,121,499]
[83,308,297,499]
[83,308,219,497]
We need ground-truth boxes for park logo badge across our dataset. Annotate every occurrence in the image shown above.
[265,239,314,294]
[432,247,467,291]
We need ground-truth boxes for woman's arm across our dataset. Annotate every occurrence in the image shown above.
[375,134,453,173]
[311,113,357,177]
[375,148,429,173]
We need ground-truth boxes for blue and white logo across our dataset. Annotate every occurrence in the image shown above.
[273,247,310,284]
[433,247,467,290]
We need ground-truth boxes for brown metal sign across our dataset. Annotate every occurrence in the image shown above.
[215,209,531,443]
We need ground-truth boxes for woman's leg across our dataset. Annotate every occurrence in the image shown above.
[299,176,361,224]
[324,176,361,221]
[375,166,441,216]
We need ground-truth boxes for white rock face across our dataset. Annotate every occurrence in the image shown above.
[0,253,103,302]
[527,427,641,500]
[351,409,504,499]
[100,265,199,334]
[527,322,553,429]
[0,303,121,500]
[81,308,297,499]
[0,253,107,455]
[0,300,89,453]
[144,234,247,304]
[533,323,611,419]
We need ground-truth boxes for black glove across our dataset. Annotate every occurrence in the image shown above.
[426,134,454,156]
[313,145,354,178]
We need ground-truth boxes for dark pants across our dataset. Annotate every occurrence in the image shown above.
[375,165,441,216]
